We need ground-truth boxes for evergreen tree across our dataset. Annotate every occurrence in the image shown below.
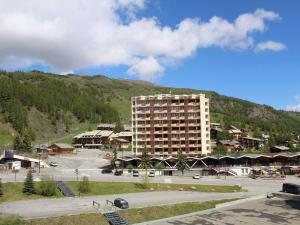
[114,120,123,133]
[140,146,151,171]
[176,148,187,176]
[13,133,22,151]
[78,176,90,193]
[23,170,35,194]
[140,146,151,184]
[0,178,3,197]
[22,129,32,152]
[111,147,118,169]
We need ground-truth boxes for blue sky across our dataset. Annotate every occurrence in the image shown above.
[1,0,299,110]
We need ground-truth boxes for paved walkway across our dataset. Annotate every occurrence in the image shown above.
[142,198,300,225]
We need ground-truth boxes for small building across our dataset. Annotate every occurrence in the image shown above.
[34,143,50,153]
[48,143,74,154]
[218,140,241,152]
[0,150,47,169]
[110,138,130,149]
[73,130,114,149]
[239,137,264,149]
[115,131,132,142]
[210,123,221,129]
[97,123,115,131]
[211,127,223,140]
[123,125,132,131]
[228,126,243,140]
[271,145,290,153]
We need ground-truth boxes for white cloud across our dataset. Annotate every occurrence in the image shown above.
[255,41,287,52]
[286,96,300,112]
[0,2,283,80]
[128,57,165,80]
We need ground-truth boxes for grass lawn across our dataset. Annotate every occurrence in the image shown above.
[0,182,63,203]
[67,181,242,196]
[119,198,238,224]
[17,199,238,225]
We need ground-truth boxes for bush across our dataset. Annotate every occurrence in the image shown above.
[38,176,57,196]
[78,176,90,193]
[23,170,35,194]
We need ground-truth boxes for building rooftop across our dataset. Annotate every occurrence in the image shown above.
[51,143,74,149]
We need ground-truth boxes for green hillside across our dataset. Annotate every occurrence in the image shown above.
[0,70,300,149]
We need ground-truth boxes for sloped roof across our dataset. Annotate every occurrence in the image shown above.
[51,143,73,149]
[116,131,132,137]
[73,130,113,139]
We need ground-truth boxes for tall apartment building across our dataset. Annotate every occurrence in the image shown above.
[131,94,211,156]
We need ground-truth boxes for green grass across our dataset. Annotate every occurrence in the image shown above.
[20,199,238,225]
[34,122,98,145]
[119,198,238,224]
[67,181,242,196]
[0,216,24,225]
[0,182,63,203]
[24,214,109,225]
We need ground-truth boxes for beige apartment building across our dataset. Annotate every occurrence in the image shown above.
[131,94,211,157]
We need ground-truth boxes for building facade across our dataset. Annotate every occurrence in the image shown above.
[131,94,211,156]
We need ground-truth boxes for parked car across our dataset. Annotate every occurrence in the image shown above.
[148,170,155,177]
[114,169,123,176]
[101,169,113,174]
[49,162,58,167]
[282,183,300,194]
[132,170,139,177]
[193,174,200,179]
[114,198,129,209]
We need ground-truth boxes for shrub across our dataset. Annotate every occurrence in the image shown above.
[78,176,90,193]
[23,170,35,194]
[38,176,57,196]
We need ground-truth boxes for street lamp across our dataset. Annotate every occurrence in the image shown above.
[38,153,41,174]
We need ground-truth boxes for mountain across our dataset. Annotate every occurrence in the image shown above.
[0,70,300,148]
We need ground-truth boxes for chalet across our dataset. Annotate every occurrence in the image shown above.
[115,131,132,142]
[218,140,241,152]
[110,138,130,149]
[210,123,221,129]
[97,123,115,131]
[210,127,223,140]
[271,145,290,153]
[239,137,264,149]
[228,126,243,139]
[34,143,50,153]
[48,143,74,154]
[123,125,132,131]
[73,130,114,149]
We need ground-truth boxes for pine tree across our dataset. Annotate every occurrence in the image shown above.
[0,178,3,197]
[13,133,23,151]
[111,148,118,169]
[114,120,123,133]
[176,148,187,176]
[23,170,35,194]
[140,146,151,184]
[22,129,32,152]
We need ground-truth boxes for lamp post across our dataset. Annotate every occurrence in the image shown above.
[38,153,41,174]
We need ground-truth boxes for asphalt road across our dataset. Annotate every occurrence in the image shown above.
[0,191,249,219]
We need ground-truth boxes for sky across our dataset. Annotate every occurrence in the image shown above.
[0,0,299,111]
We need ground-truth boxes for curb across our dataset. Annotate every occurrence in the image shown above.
[133,195,266,225]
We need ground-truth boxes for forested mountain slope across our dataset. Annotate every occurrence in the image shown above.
[0,70,299,147]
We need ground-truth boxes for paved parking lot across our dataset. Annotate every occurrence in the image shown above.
[149,198,300,225]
